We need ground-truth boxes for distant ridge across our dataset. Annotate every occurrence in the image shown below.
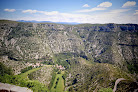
[17,20,80,25]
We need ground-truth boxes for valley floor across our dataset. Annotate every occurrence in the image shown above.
[51,71,65,92]
[0,64,67,92]
[0,58,137,92]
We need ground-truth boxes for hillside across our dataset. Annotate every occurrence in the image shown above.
[0,20,138,91]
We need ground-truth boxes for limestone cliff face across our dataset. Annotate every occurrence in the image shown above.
[47,31,83,54]
[0,21,84,61]
[73,24,138,71]
[0,20,138,71]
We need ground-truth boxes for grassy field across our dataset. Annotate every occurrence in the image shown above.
[19,65,53,79]
[51,71,65,92]
[18,67,42,79]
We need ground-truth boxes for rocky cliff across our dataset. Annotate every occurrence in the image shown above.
[0,20,138,73]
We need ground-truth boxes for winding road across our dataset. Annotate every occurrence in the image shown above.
[113,78,126,92]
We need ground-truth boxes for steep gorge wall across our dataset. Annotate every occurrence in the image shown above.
[0,21,83,61]
[0,20,138,71]
[74,24,138,71]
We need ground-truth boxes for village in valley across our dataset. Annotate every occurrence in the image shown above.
[26,62,43,68]
[55,64,65,70]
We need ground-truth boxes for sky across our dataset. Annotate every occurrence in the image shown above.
[0,0,138,24]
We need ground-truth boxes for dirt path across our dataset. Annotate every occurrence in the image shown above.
[0,82,33,92]
[113,78,126,92]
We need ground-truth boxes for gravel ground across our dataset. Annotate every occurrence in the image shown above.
[0,82,33,92]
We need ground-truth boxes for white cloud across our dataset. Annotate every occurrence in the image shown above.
[97,2,112,8]
[22,9,59,15]
[122,1,136,8]
[38,11,59,15]
[83,4,90,7]
[109,9,130,13]
[4,9,16,12]
[77,7,106,12]
[22,9,37,13]
[77,2,112,12]
[19,8,137,24]
[134,10,138,15]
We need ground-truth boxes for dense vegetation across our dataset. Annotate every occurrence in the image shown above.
[0,64,48,92]
[0,74,48,92]
[54,52,75,69]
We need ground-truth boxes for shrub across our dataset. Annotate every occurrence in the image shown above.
[21,66,33,73]
[0,62,13,75]
[98,88,113,92]
[57,70,61,74]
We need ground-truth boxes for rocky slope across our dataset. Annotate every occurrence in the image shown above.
[28,66,54,87]
[0,20,138,92]
[0,20,137,73]
[64,58,135,92]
